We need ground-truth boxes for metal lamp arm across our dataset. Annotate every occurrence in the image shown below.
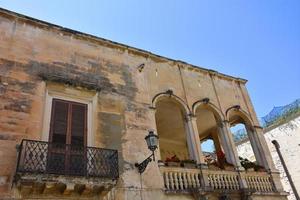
[135,152,155,174]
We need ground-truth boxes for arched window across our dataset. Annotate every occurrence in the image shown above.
[230,123,256,162]
[195,105,224,165]
[155,98,190,161]
[227,110,264,169]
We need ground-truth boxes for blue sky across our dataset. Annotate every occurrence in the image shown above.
[1,0,299,118]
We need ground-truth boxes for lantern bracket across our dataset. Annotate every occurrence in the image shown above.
[135,153,154,174]
[135,130,159,174]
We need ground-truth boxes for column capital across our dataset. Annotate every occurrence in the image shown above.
[217,121,223,128]
[149,106,156,110]
[148,106,157,114]
[185,113,197,122]
[219,120,230,128]
[222,120,230,124]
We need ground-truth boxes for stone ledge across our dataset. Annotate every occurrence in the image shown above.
[13,173,117,198]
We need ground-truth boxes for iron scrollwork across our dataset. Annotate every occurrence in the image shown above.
[135,153,154,174]
[15,139,119,179]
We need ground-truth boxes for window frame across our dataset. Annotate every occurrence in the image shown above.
[41,86,97,147]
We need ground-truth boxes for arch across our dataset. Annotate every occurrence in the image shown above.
[227,106,263,166]
[153,91,193,161]
[226,106,254,128]
[192,100,225,122]
[193,100,227,168]
[151,90,191,114]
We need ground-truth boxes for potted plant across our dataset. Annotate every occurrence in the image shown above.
[204,153,219,170]
[165,155,180,167]
[181,159,196,168]
[239,157,255,171]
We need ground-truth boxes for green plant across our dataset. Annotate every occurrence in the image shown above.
[239,157,266,171]
[239,157,255,170]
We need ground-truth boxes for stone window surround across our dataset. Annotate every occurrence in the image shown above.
[41,83,98,147]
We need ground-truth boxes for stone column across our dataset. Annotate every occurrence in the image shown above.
[218,120,242,168]
[252,126,276,171]
[200,168,211,189]
[184,120,196,161]
[218,121,250,189]
[185,115,206,164]
[186,115,210,189]
[245,126,264,167]
[270,171,285,192]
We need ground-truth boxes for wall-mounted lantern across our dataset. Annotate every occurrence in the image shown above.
[135,130,159,174]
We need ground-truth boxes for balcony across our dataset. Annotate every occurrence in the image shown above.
[14,139,119,197]
[159,165,278,198]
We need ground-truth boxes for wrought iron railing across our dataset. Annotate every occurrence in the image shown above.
[16,139,119,179]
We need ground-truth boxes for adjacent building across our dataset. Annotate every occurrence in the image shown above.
[237,101,300,200]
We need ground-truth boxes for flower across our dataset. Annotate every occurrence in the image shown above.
[216,150,225,160]
[165,155,180,162]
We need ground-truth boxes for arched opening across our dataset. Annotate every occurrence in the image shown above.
[195,105,224,166]
[230,123,256,162]
[228,110,263,170]
[201,138,215,153]
[155,98,190,161]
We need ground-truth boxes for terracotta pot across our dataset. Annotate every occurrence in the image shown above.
[246,168,254,172]
[182,163,196,168]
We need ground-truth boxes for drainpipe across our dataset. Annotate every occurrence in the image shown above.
[272,140,299,200]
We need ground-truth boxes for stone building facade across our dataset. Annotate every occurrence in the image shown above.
[237,115,300,200]
[0,8,288,200]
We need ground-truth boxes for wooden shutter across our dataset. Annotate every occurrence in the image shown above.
[70,103,87,146]
[49,99,87,146]
[49,99,69,144]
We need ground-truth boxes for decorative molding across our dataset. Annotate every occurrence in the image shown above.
[225,105,241,117]
[223,120,230,124]
[39,72,101,92]
[149,106,156,110]
[151,90,191,113]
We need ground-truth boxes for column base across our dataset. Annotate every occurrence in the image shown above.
[197,163,208,169]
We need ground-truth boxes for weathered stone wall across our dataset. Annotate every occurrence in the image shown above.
[237,116,300,200]
[0,9,283,200]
